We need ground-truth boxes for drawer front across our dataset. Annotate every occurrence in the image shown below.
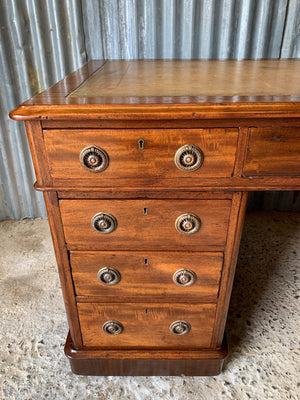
[60,199,231,251]
[244,127,300,176]
[71,251,223,301]
[44,128,238,186]
[77,302,216,349]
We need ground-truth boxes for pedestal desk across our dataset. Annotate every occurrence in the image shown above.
[10,60,300,376]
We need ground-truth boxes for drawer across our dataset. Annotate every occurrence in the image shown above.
[77,302,216,349]
[244,127,300,176]
[44,128,238,186]
[60,199,231,251]
[71,251,223,301]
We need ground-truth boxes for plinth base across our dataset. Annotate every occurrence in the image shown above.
[64,333,228,376]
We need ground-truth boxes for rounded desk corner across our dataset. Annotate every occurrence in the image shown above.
[9,106,36,121]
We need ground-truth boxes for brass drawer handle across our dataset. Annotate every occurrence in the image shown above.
[173,269,197,286]
[97,267,121,285]
[79,145,109,172]
[102,320,123,335]
[170,320,191,335]
[91,212,118,234]
[175,144,204,172]
[175,213,201,235]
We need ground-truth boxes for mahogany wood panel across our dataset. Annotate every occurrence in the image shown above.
[43,191,83,348]
[244,127,300,176]
[233,127,249,177]
[77,302,216,349]
[41,117,300,129]
[60,199,231,251]
[211,192,248,347]
[44,128,238,186]
[10,60,300,121]
[15,60,105,105]
[65,333,228,376]
[10,103,300,121]
[24,121,52,186]
[38,175,300,192]
[57,190,233,200]
[70,251,223,302]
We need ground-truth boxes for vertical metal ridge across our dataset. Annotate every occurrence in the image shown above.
[0,0,86,220]
[281,0,300,58]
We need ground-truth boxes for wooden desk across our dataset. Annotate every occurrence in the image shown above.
[10,60,300,376]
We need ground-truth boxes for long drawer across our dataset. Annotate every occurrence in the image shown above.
[244,127,300,176]
[77,302,216,349]
[44,128,238,186]
[60,199,231,251]
[71,251,223,301]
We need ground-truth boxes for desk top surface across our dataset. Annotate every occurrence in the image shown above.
[69,60,300,98]
[10,60,300,120]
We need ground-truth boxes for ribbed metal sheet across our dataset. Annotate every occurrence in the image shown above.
[0,0,86,220]
[83,0,291,59]
[1,0,300,220]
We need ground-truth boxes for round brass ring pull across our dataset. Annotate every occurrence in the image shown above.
[97,267,121,285]
[173,268,197,286]
[91,212,118,234]
[170,320,191,335]
[175,144,204,172]
[79,145,109,172]
[102,320,123,335]
[175,213,201,235]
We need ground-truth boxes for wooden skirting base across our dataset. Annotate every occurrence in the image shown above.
[64,333,228,376]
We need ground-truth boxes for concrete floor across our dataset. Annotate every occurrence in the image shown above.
[0,212,299,400]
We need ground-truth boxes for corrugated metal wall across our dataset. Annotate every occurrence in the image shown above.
[1,0,300,220]
[0,0,86,220]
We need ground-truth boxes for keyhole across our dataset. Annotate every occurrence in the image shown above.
[143,207,148,215]
[144,258,148,265]
[138,139,144,149]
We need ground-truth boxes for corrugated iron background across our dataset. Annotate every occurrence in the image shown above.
[1,0,300,220]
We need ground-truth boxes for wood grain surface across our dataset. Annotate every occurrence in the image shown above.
[44,128,238,186]
[244,127,300,176]
[65,332,227,376]
[43,192,83,348]
[9,60,300,120]
[211,192,248,347]
[71,251,223,301]
[60,199,231,251]
[77,302,216,349]
[69,60,300,98]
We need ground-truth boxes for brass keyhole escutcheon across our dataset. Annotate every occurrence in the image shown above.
[170,320,191,335]
[79,145,109,172]
[138,139,145,149]
[173,269,197,286]
[97,267,121,285]
[174,144,204,172]
[175,213,201,235]
[91,212,118,234]
[102,320,123,335]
